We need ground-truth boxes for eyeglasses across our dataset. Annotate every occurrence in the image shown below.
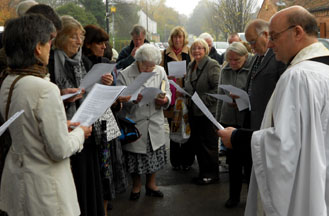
[70,34,85,42]
[248,32,264,45]
[192,46,205,51]
[269,25,296,42]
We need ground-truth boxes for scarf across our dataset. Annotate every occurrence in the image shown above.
[53,48,87,89]
[0,64,47,87]
[6,64,48,77]
[173,47,183,56]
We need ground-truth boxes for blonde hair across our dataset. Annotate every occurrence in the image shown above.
[190,38,209,55]
[168,26,189,48]
[54,15,85,50]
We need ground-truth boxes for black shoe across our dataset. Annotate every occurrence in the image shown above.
[145,187,164,198]
[193,177,219,185]
[107,202,113,210]
[181,166,191,171]
[129,191,140,200]
[225,199,240,208]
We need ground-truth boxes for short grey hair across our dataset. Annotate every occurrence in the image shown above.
[245,19,269,35]
[16,0,38,17]
[225,42,248,59]
[199,32,213,43]
[130,24,146,36]
[135,44,161,65]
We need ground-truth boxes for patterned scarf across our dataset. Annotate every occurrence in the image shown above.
[173,47,183,56]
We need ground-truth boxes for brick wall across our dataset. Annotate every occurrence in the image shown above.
[257,0,329,38]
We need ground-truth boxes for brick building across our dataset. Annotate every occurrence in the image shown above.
[257,0,329,38]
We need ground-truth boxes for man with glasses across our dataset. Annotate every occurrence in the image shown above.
[219,5,329,216]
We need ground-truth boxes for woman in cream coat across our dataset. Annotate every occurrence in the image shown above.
[117,44,171,200]
[0,14,91,216]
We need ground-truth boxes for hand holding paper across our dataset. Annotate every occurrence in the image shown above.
[219,84,250,111]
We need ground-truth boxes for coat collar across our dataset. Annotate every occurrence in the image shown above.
[165,45,189,61]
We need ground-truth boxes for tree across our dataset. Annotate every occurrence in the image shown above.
[56,2,97,27]
[0,0,19,25]
[212,0,257,39]
[186,0,212,37]
[78,0,106,28]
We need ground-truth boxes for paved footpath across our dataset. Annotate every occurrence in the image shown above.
[109,155,247,216]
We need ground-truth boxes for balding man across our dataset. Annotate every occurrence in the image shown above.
[220,19,286,209]
[219,6,329,215]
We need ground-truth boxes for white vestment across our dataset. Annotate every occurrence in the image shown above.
[245,42,329,216]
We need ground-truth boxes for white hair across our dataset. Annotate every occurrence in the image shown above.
[199,32,213,43]
[16,0,38,17]
[135,44,162,65]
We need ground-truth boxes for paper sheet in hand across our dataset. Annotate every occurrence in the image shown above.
[169,80,191,96]
[61,89,82,101]
[120,72,155,101]
[191,92,224,130]
[71,84,126,126]
[168,61,186,78]
[219,84,250,111]
[138,87,162,106]
[207,93,233,103]
[79,63,116,92]
[0,110,24,136]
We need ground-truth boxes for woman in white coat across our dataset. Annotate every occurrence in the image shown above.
[0,14,92,216]
[117,44,171,200]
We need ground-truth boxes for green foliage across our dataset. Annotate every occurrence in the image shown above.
[56,2,98,27]
[110,1,139,39]
[78,0,106,29]
[186,0,211,37]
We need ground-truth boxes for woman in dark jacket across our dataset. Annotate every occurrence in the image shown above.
[83,24,128,215]
[216,41,254,208]
[184,38,221,185]
[48,16,109,216]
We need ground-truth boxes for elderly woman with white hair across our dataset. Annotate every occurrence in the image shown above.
[216,41,254,208]
[199,32,223,64]
[184,38,221,185]
[117,43,171,200]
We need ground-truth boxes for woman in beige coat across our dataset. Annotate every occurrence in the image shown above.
[117,44,171,200]
[0,14,91,216]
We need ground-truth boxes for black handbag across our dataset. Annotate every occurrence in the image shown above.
[117,116,141,144]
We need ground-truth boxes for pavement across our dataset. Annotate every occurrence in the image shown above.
[109,155,248,216]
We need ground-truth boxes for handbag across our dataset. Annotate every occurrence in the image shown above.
[117,116,141,145]
[170,97,190,143]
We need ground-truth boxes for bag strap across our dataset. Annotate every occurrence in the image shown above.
[5,75,26,120]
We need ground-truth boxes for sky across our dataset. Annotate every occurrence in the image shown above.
[165,0,263,17]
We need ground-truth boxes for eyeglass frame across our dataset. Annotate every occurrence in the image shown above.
[269,25,296,42]
[69,34,85,42]
[248,31,264,46]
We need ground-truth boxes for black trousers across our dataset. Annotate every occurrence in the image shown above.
[189,115,219,179]
[222,123,252,201]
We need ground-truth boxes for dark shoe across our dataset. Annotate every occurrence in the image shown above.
[193,177,219,185]
[181,166,191,171]
[129,191,140,200]
[145,187,164,198]
[107,202,113,210]
[225,198,240,208]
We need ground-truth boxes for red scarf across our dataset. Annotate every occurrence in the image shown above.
[172,47,183,56]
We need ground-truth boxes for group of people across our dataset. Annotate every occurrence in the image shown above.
[0,1,329,215]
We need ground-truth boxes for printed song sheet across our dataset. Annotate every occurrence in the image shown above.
[191,92,224,130]
[219,84,250,111]
[120,72,155,101]
[168,61,186,78]
[71,84,126,126]
[79,63,116,92]
[0,110,24,136]
[207,93,233,103]
[61,89,82,101]
[169,80,191,96]
[138,87,163,107]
